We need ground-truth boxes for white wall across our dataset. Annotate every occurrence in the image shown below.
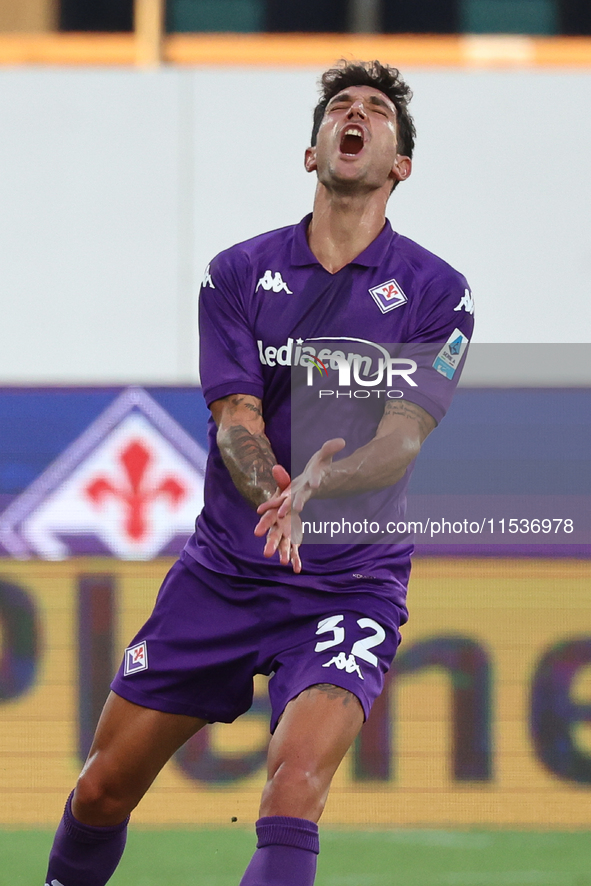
[0,69,187,383]
[0,67,589,384]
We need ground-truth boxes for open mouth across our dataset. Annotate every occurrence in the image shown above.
[340,126,365,156]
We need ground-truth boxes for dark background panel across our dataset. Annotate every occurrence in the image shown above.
[60,0,134,31]
[382,0,459,34]
[57,0,591,35]
[560,0,591,34]
[264,0,344,32]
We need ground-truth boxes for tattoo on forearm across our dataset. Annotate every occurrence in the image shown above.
[383,400,434,437]
[227,395,263,419]
[219,425,277,507]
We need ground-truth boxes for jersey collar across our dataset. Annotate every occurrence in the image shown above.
[290,212,397,269]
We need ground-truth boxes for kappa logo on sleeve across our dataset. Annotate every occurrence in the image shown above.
[369,278,407,313]
[433,328,470,379]
[256,270,293,294]
[454,288,474,314]
[124,641,149,675]
[201,264,215,289]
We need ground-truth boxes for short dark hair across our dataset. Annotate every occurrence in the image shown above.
[311,59,416,161]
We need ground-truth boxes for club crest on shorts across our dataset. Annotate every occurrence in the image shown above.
[124,640,148,675]
[369,278,407,313]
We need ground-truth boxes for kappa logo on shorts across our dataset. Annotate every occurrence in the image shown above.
[369,278,407,314]
[124,641,148,675]
[322,651,364,680]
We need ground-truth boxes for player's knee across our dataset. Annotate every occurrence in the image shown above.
[263,762,327,817]
[74,769,132,825]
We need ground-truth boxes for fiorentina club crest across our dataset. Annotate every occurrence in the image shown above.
[369,278,407,314]
[0,388,206,560]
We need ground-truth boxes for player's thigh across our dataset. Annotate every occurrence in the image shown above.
[266,682,364,784]
[267,593,403,735]
[74,691,206,822]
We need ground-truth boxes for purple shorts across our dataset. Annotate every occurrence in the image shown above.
[111,555,405,732]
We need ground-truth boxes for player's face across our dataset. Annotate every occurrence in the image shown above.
[305,85,411,193]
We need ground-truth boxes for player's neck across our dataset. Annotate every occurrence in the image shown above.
[307,187,389,274]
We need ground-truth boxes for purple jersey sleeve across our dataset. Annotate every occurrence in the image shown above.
[199,249,264,406]
[400,270,474,424]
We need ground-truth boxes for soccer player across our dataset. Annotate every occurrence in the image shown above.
[45,60,473,886]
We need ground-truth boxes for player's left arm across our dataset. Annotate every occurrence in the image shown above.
[256,399,435,523]
[324,398,435,491]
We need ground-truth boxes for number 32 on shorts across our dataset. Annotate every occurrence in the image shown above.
[314,614,386,680]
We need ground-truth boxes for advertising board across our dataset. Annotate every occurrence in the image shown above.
[1,557,589,827]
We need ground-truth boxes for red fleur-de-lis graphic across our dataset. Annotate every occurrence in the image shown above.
[85,440,186,541]
[382,284,399,300]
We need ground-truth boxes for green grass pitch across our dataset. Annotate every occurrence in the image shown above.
[3,828,590,886]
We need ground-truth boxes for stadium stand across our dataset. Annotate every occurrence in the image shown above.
[54,0,591,36]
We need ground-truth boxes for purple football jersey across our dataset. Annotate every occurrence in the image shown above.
[184,214,473,599]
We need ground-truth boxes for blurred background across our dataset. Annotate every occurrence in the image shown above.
[0,2,590,885]
[3,0,591,36]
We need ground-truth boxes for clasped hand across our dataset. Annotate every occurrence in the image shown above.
[253,438,346,573]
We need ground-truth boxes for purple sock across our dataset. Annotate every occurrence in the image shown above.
[239,816,319,886]
[44,792,129,886]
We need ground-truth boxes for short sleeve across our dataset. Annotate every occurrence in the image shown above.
[198,249,264,407]
[401,270,474,424]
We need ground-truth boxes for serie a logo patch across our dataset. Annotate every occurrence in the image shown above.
[124,640,148,675]
[369,278,407,313]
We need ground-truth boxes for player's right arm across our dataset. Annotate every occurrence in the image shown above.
[210,393,302,572]
[210,393,278,508]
